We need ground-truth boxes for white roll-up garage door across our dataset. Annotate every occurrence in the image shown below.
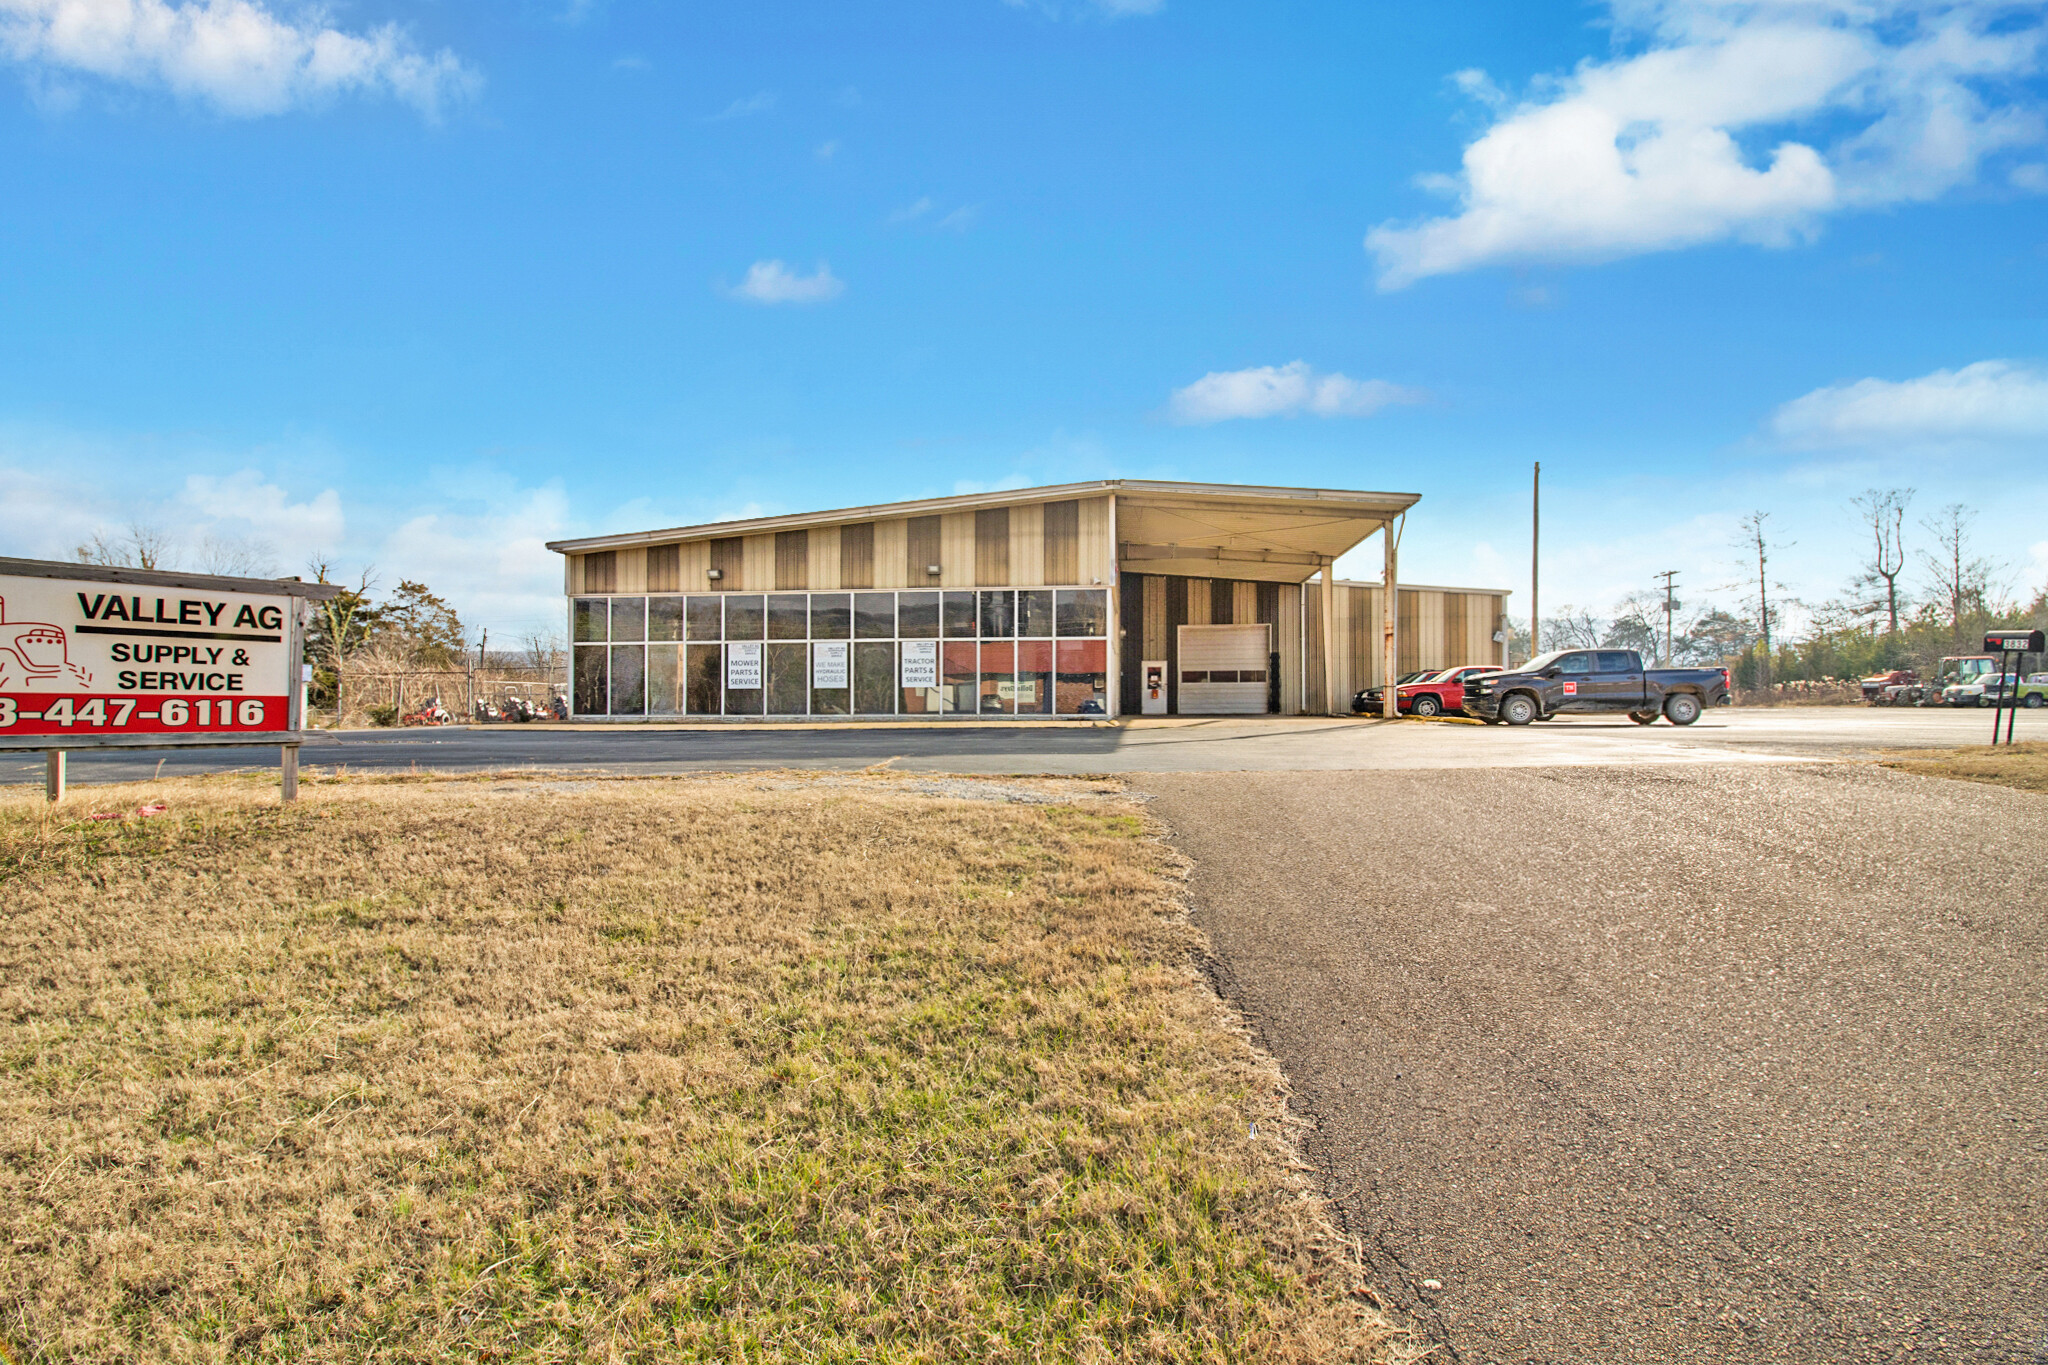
[1177,624,1271,715]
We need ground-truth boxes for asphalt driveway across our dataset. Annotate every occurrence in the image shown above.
[1140,764,2047,1364]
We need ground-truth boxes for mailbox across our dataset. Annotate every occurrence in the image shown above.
[1984,630,2045,654]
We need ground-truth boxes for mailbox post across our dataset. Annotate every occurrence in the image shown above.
[1982,630,2044,746]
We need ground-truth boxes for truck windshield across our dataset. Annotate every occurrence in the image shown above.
[1521,650,1573,672]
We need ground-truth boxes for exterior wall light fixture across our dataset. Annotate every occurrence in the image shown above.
[707,568,724,581]
[925,564,942,576]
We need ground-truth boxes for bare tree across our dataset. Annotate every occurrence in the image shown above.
[76,522,175,570]
[1917,503,2000,650]
[1541,607,1603,650]
[1735,511,1789,690]
[1849,487,1911,634]
[520,630,566,682]
[195,534,278,578]
[307,561,380,721]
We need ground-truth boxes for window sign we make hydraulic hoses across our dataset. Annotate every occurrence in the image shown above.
[0,563,307,741]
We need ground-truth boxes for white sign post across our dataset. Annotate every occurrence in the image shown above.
[0,557,340,802]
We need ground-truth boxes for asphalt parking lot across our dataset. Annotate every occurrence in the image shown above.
[0,704,2028,785]
[1143,763,2047,1364]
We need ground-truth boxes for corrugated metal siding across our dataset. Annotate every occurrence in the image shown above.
[743,535,775,592]
[1143,576,1168,658]
[710,537,742,587]
[906,516,941,584]
[1397,589,1420,674]
[839,523,874,588]
[1042,500,1079,584]
[873,519,909,588]
[583,550,617,594]
[808,526,841,591]
[975,508,1010,585]
[1009,503,1045,585]
[1079,496,1113,584]
[1185,578,1210,626]
[775,530,809,590]
[940,512,975,587]
[647,544,681,593]
[678,540,711,592]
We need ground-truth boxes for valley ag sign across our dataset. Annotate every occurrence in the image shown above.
[0,557,337,750]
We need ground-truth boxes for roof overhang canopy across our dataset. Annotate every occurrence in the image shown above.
[1112,482,1415,585]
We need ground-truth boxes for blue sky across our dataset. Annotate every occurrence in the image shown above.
[1,0,2044,640]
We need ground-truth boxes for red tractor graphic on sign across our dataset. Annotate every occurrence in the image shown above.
[0,598,95,691]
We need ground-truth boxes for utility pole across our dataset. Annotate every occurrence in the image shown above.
[1655,569,1680,667]
[1530,462,1541,660]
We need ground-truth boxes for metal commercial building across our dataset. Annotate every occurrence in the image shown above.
[546,480,1510,720]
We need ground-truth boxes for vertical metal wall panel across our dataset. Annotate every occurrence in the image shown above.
[808,526,841,591]
[617,547,648,594]
[1445,592,1468,665]
[838,522,874,588]
[1331,580,1355,706]
[584,550,617,593]
[1303,582,1325,713]
[1235,582,1258,625]
[678,540,711,591]
[1208,580,1232,625]
[1185,578,1210,626]
[1164,575,1187,713]
[873,519,909,588]
[1398,589,1420,674]
[1277,583,1302,713]
[940,512,976,587]
[564,554,577,596]
[775,530,809,590]
[975,507,1011,585]
[647,544,681,593]
[710,537,743,588]
[905,516,942,585]
[1042,499,1080,584]
[1346,585,1372,692]
[1143,575,1169,659]
[743,535,776,592]
[1078,496,1113,584]
[1118,574,1145,715]
[1009,503,1046,585]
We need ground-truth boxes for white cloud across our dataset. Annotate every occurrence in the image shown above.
[728,259,844,305]
[378,484,569,637]
[179,470,343,549]
[1368,1,2046,288]
[936,203,980,231]
[1167,361,1425,424]
[814,137,839,160]
[889,196,933,223]
[708,89,775,121]
[1769,359,2048,447]
[0,0,478,118]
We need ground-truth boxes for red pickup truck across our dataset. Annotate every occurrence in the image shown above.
[1354,665,1502,717]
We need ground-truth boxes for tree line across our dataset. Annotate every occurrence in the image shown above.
[1519,491,2046,689]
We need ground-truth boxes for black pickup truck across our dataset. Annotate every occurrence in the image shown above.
[1461,649,1731,726]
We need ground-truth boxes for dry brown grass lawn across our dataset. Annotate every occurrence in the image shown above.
[0,771,1402,1364]
[1881,740,2048,795]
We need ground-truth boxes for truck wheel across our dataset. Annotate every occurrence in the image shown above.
[1412,695,1441,717]
[2027,695,2043,709]
[1500,693,1537,726]
[1663,693,1702,726]
[1629,711,1657,725]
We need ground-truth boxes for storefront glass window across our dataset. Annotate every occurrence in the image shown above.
[1056,639,1108,714]
[686,596,723,641]
[941,641,978,713]
[647,644,683,714]
[855,592,896,639]
[810,593,851,640]
[942,592,978,638]
[1015,640,1053,715]
[766,643,808,713]
[648,596,686,642]
[1056,589,1108,637]
[609,644,646,714]
[574,598,607,643]
[897,591,939,638]
[979,640,1015,714]
[900,638,940,714]
[855,642,895,714]
[574,645,607,714]
[724,595,765,641]
[979,590,1015,639]
[686,644,721,714]
[1019,590,1055,637]
[768,594,807,641]
[610,597,647,642]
